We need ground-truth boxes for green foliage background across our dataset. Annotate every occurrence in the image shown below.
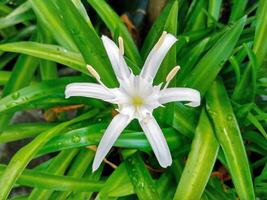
[0,0,266,199]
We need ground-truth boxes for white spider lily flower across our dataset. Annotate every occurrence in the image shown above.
[65,32,201,171]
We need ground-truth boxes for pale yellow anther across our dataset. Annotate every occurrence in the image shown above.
[155,31,167,50]
[166,65,180,82]
[163,65,180,90]
[87,64,100,80]
[118,36,124,55]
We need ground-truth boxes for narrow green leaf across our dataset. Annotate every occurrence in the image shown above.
[206,79,255,200]
[141,0,177,59]
[0,77,89,115]
[207,0,222,27]
[173,109,219,200]
[0,110,98,200]
[184,16,246,95]
[253,0,267,72]
[52,149,95,200]
[97,163,134,199]
[154,0,178,125]
[54,0,117,87]
[29,0,77,51]
[0,164,104,192]
[185,0,207,31]
[28,149,79,200]
[0,1,34,29]
[124,152,160,200]
[229,0,248,23]
[87,0,141,65]
[39,125,180,156]
[0,42,87,74]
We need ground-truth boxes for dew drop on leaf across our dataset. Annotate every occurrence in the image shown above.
[72,135,81,143]
[11,92,20,100]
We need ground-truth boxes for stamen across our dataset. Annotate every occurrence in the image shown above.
[87,64,100,80]
[87,64,111,93]
[155,31,167,50]
[166,65,180,82]
[118,36,124,55]
[163,65,180,90]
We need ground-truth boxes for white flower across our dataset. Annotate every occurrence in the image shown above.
[65,32,200,171]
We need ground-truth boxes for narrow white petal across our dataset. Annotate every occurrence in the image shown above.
[159,88,201,107]
[139,115,172,168]
[65,83,114,102]
[92,114,131,171]
[101,35,130,80]
[140,33,177,82]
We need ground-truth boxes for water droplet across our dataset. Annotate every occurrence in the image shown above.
[132,176,138,183]
[137,181,144,189]
[72,135,81,143]
[11,92,20,100]
[6,102,17,108]
[227,114,233,121]
[151,187,157,193]
[57,142,62,147]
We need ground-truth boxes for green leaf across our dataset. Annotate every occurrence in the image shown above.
[206,79,255,200]
[154,0,178,125]
[229,0,248,23]
[173,109,219,200]
[54,0,117,87]
[0,77,89,115]
[52,149,95,200]
[0,1,34,29]
[0,42,87,74]
[87,0,141,66]
[30,0,77,51]
[28,149,79,200]
[124,152,160,200]
[0,164,104,192]
[0,110,98,199]
[207,0,222,27]
[184,16,246,95]
[38,125,180,156]
[141,0,177,59]
[97,163,134,198]
[253,0,267,71]
[185,0,207,31]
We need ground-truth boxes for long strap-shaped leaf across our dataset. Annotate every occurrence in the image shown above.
[0,164,104,192]
[173,109,219,200]
[54,0,117,87]
[87,0,141,66]
[30,0,77,51]
[206,79,255,200]
[0,109,98,200]
[28,149,79,200]
[0,42,87,74]
[124,152,161,200]
[184,16,246,96]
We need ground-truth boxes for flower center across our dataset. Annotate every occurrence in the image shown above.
[131,96,143,107]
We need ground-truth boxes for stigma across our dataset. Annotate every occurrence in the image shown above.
[131,96,144,107]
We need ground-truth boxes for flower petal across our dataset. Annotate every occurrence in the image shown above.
[140,33,177,82]
[92,114,131,171]
[65,83,115,102]
[139,115,172,168]
[101,35,131,80]
[159,88,201,107]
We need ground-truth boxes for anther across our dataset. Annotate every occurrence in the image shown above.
[155,31,167,50]
[118,36,124,55]
[87,64,111,93]
[87,64,100,80]
[163,65,180,90]
[166,65,180,82]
